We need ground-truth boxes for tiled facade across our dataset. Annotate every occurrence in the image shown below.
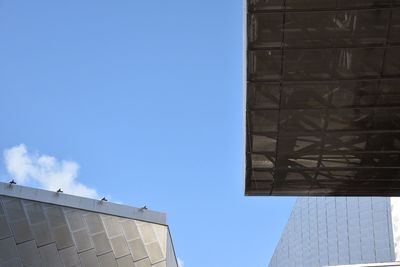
[326,263,400,267]
[269,197,397,267]
[0,195,177,267]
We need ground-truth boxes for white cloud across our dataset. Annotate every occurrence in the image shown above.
[3,144,98,199]
[178,257,184,267]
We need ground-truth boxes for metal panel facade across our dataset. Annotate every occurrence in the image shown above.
[268,197,396,267]
[0,195,178,267]
[245,0,400,196]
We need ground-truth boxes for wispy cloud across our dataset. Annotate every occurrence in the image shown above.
[3,144,98,198]
[178,257,184,267]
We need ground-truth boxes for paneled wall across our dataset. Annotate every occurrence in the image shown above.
[268,197,396,267]
[0,195,177,267]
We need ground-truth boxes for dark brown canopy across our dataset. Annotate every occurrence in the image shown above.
[245,0,400,195]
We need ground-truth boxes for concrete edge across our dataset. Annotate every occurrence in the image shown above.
[0,182,167,225]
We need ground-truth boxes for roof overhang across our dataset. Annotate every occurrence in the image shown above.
[245,0,400,196]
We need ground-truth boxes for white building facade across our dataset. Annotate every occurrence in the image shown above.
[269,197,400,267]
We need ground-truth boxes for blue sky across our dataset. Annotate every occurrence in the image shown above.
[0,1,295,266]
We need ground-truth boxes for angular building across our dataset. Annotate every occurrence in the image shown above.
[326,263,400,267]
[0,182,178,267]
[245,0,400,196]
[268,197,400,267]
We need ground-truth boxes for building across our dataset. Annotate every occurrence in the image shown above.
[0,182,178,267]
[268,197,400,267]
[245,0,400,196]
[326,263,400,267]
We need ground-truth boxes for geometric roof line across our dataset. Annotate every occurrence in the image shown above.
[0,182,166,225]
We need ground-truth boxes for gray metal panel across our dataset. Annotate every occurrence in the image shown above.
[53,224,74,250]
[1,257,23,267]
[152,262,167,267]
[59,246,81,267]
[146,242,164,264]
[166,231,179,267]
[65,210,86,231]
[0,191,178,267]
[92,232,112,256]
[121,220,141,241]
[103,216,124,238]
[79,249,99,267]
[138,224,157,244]
[98,252,117,267]
[45,206,67,228]
[2,198,26,222]
[9,219,33,244]
[16,240,42,267]
[0,237,19,262]
[134,258,152,267]
[25,202,46,224]
[0,215,12,239]
[110,235,130,258]
[116,255,135,267]
[128,239,147,261]
[39,243,63,267]
[73,229,94,253]
[84,213,105,235]
[31,221,54,247]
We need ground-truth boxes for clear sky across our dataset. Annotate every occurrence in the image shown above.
[0,1,295,266]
